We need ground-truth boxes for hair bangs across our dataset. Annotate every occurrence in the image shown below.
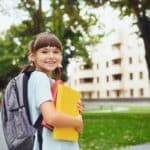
[33,33,62,51]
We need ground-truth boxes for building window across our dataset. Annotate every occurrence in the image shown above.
[88,92,92,99]
[97,64,99,69]
[112,74,122,80]
[112,58,121,65]
[129,57,133,64]
[80,64,92,70]
[97,91,100,98]
[107,90,110,97]
[112,43,121,49]
[106,61,109,68]
[139,72,143,79]
[83,92,92,99]
[129,73,133,80]
[139,88,144,96]
[130,89,134,97]
[81,92,84,98]
[115,90,121,97]
[106,76,109,82]
[83,64,92,70]
[80,78,93,83]
[81,91,92,99]
[97,77,100,83]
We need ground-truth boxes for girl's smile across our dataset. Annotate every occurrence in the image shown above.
[30,46,61,76]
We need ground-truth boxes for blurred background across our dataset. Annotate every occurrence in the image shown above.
[0,0,150,150]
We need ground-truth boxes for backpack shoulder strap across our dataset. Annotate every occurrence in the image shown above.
[24,71,43,150]
[22,71,33,125]
[34,114,43,150]
[34,114,43,128]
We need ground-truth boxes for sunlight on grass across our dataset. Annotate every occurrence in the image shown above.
[79,112,150,150]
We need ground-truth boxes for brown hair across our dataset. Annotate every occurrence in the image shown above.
[30,32,62,52]
[21,32,63,80]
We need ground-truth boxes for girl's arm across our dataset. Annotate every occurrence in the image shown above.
[40,101,83,131]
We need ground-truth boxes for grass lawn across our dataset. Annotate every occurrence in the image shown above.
[79,112,150,150]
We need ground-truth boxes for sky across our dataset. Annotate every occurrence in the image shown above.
[0,0,49,33]
[0,1,137,35]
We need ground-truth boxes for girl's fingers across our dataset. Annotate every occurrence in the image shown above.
[77,100,84,114]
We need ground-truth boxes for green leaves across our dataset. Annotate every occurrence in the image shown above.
[0,0,103,89]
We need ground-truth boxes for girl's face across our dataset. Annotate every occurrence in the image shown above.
[30,46,62,76]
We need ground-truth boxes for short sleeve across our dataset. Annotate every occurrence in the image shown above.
[33,72,52,108]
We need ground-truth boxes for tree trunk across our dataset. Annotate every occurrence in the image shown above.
[137,15,150,79]
[33,0,42,34]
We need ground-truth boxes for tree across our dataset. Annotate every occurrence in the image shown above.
[112,0,150,79]
[48,0,103,80]
[85,0,150,78]
[0,0,103,90]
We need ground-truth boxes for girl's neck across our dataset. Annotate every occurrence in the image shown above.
[35,69,52,77]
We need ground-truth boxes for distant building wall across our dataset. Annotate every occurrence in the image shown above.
[67,30,150,99]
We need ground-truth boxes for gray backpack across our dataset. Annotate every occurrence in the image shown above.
[1,72,43,150]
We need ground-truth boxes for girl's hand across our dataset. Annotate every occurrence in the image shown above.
[75,114,83,132]
[77,100,84,114]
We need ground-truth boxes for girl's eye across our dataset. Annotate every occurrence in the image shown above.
[53,50,60,54]
[41,50,48,53]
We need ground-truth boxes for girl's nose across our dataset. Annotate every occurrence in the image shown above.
[48,52,54,58]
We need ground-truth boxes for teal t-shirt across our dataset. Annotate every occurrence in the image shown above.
[28,71,79,150]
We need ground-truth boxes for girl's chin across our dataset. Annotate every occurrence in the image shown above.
[45,68,57,73]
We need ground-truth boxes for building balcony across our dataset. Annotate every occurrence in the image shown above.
[76,69,94,78]
[110,65,122,74]
[108,81,123,90]
[112,50,121,59]
[77,83,97,91]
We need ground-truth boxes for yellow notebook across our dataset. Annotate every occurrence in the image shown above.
[52,84,80,141]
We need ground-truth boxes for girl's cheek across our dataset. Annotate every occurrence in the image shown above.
[58,56,62,63]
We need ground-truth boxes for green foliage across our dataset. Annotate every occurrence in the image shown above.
[0,0,103,90]
[48,0,103,75]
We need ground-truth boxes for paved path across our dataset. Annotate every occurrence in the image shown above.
[121,143,150,150]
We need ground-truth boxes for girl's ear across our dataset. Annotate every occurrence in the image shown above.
[28,52,35,63]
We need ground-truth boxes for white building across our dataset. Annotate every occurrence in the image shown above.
[67,30,150,99]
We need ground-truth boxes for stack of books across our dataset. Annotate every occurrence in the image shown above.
[52,83,80,141]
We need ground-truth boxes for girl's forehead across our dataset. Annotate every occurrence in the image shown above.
[39,46,60,51]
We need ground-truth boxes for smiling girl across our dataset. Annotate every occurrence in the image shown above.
[24,32,83,150]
